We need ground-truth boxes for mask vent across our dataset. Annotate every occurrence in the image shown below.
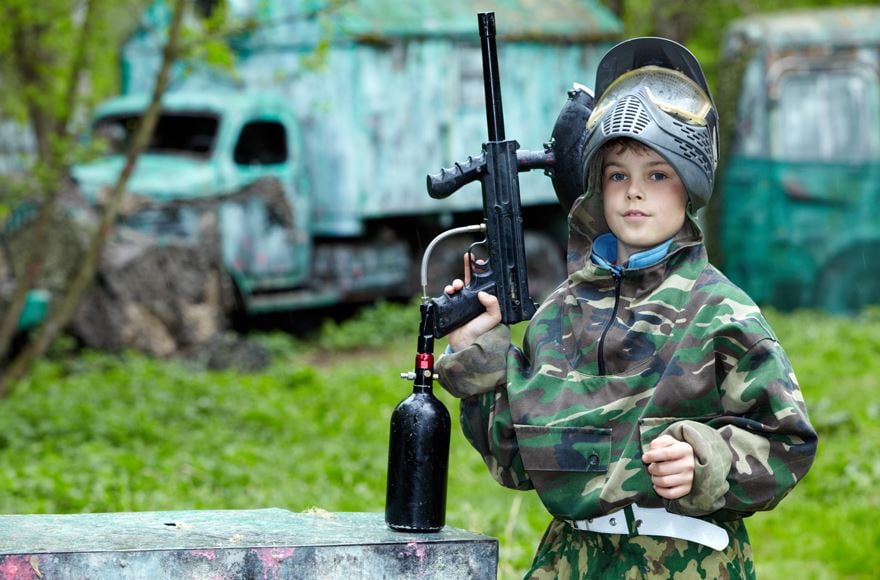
[601,95,649,136]
[671,120,713,175]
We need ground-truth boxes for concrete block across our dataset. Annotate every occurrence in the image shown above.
[0,509,497,579]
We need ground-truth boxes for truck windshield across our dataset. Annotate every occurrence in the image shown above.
[94,113,220,158]
[773,66,880,162]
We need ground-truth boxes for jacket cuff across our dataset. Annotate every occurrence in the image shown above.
[662,420,732,516]
[435,325,511,398]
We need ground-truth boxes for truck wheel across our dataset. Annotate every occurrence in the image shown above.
[524,231,566,302]
[814,242,880,314]
[220,273,249,332]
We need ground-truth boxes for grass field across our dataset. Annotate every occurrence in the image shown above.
[0,302,877,578]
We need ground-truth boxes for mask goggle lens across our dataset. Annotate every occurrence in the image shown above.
[586,65,712,129]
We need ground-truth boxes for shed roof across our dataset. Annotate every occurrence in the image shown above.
[334,0,622,41]
[724,6,880,54]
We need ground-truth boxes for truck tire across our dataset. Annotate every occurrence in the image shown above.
[814,241,880,314]
[220,273,249,332]
[524,231,566,302]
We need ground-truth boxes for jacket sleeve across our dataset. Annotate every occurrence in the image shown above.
[664,337,818,518]
[435,325,533,491]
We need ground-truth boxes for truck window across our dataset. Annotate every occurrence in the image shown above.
[233,121,288,166]
[731,57,767,157]
[94,113,219,158]
[773,67,879,162]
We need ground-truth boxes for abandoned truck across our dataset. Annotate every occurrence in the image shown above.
[713,6,880,313]
[68,0,621,327]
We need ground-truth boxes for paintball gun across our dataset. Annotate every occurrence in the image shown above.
[422,12,551,336]
[385,11,595,533]
[421,12,594,335]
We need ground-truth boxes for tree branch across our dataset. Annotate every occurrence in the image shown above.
[57,0,100,140]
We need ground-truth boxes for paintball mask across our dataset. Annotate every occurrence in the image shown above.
[550,37,718,211]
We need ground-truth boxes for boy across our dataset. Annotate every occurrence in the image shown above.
[436,38,817,578]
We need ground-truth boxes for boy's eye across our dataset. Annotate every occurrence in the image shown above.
[606,171,626,182]
[649,172,668,181]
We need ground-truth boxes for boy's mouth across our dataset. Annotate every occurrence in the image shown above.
[623,210,649,217]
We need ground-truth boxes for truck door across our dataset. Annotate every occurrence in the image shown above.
[221,117,308,289]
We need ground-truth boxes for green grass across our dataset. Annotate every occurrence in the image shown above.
[744,309,880,580]
[0,304,877,578]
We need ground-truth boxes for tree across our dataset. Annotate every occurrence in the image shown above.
[0,0,103,363]
[0,0,186,393]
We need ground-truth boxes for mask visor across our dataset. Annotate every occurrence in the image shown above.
[587,65,712,129]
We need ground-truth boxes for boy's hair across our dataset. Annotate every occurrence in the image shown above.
[587,138,659,198]
[599,138,653,160]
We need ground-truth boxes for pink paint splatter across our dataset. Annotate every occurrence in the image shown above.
[190,550,217,561]
[0,556,38,580]
[254,547,296,580]
[405,542,429,578]
[406,542,427,561]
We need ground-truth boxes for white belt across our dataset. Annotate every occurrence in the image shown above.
[565,504,729,551]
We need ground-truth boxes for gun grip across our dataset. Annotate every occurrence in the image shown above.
[430,280,496,338]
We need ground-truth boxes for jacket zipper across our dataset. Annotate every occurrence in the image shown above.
[597,273,622,376]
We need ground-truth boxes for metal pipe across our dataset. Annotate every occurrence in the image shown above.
[420,224,487,301]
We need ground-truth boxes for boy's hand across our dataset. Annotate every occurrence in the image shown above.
[642,435,695,500]
[444,254,502,352]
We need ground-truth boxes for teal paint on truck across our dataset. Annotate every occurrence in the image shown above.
[73,90,314,300]
[717,7,880,313]
[70,1,622,317]
[724,6,880,50]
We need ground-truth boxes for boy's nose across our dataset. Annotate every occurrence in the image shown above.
[626,186,644,201]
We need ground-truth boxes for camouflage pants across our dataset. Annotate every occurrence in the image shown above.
[524,518,754,579]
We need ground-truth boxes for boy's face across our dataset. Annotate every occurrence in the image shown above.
[601,145,688,264]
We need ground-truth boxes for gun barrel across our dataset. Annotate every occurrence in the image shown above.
[478,12,505,142]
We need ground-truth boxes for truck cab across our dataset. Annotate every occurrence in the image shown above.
[716,7,880,313]
[72,91,314,313]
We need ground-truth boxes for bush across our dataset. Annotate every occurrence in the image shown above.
[317,299,420,351]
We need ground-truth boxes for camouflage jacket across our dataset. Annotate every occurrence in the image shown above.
[436,193,817,522]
